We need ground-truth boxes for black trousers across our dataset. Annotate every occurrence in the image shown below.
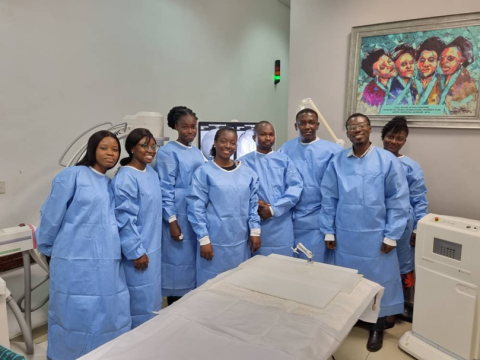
[369,316,386,331]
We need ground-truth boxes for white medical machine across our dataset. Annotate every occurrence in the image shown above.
[399,213,480,360]
[0,225,46,353]
[0,277,9,348]
[80,254,384,360]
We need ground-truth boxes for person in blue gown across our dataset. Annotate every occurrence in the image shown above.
[154,106,205,306]
[319,113,410,352]
[36,131,131,360]
[187,127,261,286]
[112,128,163,328]
[278,109,342,263]
[238,121,303,256]
[382,116,428,325]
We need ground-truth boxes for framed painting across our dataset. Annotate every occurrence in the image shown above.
[346,12,480,128]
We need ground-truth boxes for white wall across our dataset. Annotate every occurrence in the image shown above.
[0,0,290,228]
[289,0,480,220]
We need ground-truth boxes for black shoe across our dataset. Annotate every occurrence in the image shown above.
[367,330,384,352]
[399,305,413,323]
[167,296,182,306]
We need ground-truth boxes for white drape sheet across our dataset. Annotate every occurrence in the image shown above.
[80,255,383,360]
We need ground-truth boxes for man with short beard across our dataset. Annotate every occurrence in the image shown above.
[319,113,410,352]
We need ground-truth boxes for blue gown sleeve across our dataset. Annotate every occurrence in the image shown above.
[248,173,261,230]
[384,159,410,240]
[408,165,428,229]
[319,161,339,236]
[186,169,210,241]
[112,174,146,260]
[154,150,178,221]
[270,159,303,218]
[36,170,77,257]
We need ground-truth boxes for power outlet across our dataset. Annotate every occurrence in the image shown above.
[0,181,5,194]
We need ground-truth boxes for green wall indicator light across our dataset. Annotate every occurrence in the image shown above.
[274,60,280,84]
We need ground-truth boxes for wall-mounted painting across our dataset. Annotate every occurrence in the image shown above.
[346,12,480,128]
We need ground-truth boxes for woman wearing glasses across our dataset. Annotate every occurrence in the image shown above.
[154,106,205,305]
[112,128,163,328]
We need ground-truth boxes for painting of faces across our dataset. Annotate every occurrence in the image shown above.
[356,26,480,116]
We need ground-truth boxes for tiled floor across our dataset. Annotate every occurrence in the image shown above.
[11,324,48,345]
[8,318,415,360]
[9,341,48,360]
[333,320,415,360]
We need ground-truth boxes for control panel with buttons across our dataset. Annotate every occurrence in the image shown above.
[433,216,479,232]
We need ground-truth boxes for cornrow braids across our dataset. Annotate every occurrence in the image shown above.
[167,106,198,129]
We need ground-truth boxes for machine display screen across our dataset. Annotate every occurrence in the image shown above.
[433,238,462,261]
[198,121,259,160]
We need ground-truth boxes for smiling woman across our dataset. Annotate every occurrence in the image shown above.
[119,128,159,169]
[187,126,262,287]
[211,127,238,166]
[36,130,131,360]
[112,128,163,328]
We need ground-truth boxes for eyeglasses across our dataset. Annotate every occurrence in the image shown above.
[138,143,160,151]
[346,123,369,131]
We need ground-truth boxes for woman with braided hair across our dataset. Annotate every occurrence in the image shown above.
[154,106,205,305]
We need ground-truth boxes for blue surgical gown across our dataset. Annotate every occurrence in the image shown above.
[396,155,428,274]
[278,138,342,263]
[238,151,303,256]
[154,141,205,296]
[187,160,261,287]
[36,166,131,360]
[319,147,410,317]
[112,165,163,328]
